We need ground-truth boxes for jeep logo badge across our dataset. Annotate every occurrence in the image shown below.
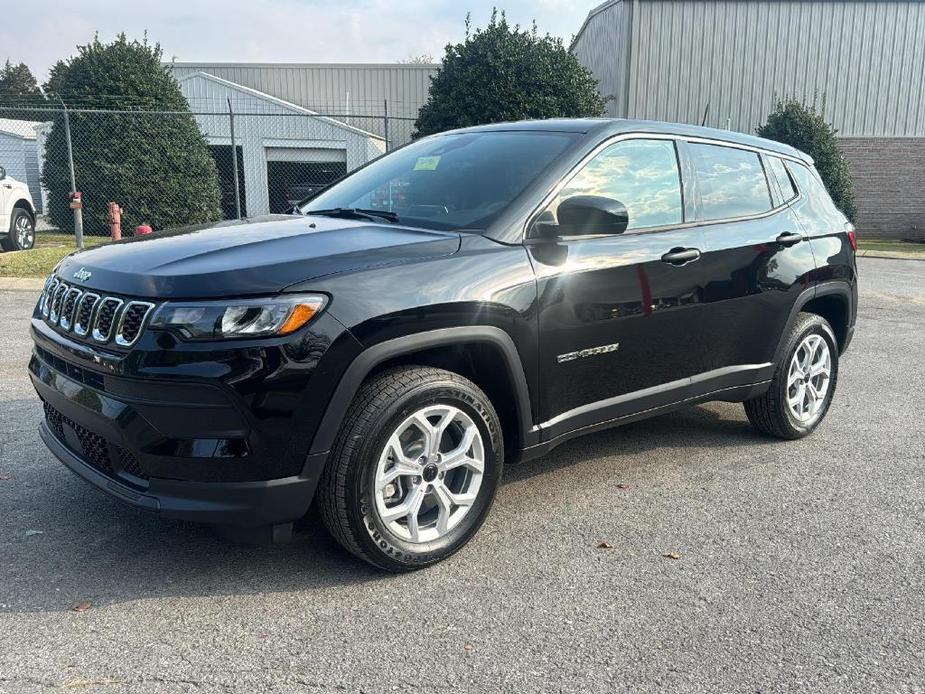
[73,267,92,282]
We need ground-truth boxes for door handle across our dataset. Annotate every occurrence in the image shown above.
[661,247,701,266]
[776,232,803,247]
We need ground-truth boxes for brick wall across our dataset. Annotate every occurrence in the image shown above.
[839,138,925,240]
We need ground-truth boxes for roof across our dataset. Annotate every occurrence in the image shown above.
[177,71,385,141]
[444,118,812,162]
[169,61,440,70]
[0,118,42,140]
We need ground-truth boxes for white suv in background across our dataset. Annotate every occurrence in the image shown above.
[0,165,36,251]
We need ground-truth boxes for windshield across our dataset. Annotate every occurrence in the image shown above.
[301,131,579,232]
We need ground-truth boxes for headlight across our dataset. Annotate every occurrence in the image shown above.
[150,294,327,340]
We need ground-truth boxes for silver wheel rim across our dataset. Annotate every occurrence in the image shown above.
[373,404,485,544]
[15,215,33,249]
[786,334,831,423]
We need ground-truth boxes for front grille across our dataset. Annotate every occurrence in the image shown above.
[115,301,155,346]
[42,399,149,482]
[74,293,99,336]
[37,275,155,348]
[92,297,122,342]
[59,288,82,330]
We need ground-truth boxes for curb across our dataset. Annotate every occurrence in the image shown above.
[0,277,45,291]
[857,249,925,261]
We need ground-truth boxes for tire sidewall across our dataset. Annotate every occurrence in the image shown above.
[346,378,503,569]
[778,316,839,436]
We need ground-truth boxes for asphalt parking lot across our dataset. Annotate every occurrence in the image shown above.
[1,256,923,694]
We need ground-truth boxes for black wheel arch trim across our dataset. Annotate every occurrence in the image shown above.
[307,326,537,456]
[772,281,854,367]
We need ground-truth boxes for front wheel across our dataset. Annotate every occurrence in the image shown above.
[744,312,839,439]
[317,366,503,571]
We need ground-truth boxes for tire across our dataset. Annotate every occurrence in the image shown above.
[744,312,839,439]
[3,209,35,251]
[317,365,504,572]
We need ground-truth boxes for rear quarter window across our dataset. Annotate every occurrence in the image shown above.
[767,156,798,202]
[689,143,773,221]
[785,161,848,223]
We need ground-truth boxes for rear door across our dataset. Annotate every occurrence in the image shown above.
[684,142,817,394]
[530,136,711,438]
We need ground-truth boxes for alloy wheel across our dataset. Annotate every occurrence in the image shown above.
[15,215,34,249]
[786,333,832,423]
[373,404,485,543]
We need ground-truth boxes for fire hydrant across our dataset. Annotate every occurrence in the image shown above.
[135,224,153,236]
[108,202,123,241]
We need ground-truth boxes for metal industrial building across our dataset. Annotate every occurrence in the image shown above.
[168,62,438,145]
[177,72,385,217]
[571,0,925,238]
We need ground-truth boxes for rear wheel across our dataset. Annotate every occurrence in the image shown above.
[1,209,35,251]
[318,366,503,571]
[744,312,839,439]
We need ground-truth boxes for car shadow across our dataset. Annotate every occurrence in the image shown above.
[0,398,770,614]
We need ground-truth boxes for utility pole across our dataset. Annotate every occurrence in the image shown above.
[227,98,242,220]
[59,96,83,249]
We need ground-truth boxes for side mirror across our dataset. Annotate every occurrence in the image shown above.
[555,195,629,236]
[0,166,6,181]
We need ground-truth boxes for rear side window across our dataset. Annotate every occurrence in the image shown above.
[689,143,772,221]
[767,156,798,202]
[786,161,847,221]
[551,138,684,232]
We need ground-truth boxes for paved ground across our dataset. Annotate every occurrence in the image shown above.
[1,257,923,694]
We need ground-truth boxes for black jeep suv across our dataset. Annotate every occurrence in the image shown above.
[30,119,857,571]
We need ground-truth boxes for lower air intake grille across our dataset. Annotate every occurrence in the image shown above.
[42,400,149,482]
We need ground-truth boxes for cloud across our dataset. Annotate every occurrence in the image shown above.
[0,0,597,79]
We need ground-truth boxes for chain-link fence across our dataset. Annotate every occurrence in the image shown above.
[0,105,417,246]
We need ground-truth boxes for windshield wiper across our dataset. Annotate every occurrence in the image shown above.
[306,207,400,224]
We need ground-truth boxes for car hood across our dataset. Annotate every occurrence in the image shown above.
[54,215,461,299]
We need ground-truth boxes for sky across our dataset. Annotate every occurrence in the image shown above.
[1,0,598,80]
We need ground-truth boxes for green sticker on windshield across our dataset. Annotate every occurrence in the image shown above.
[414,156,441,171]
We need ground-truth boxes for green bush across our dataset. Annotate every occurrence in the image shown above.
[757,98,857,222]
[414,11,605,138]
[41,35,221,235]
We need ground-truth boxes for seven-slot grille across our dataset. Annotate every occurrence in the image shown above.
[39,276,155,348]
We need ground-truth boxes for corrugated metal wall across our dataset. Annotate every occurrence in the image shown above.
[573,0,925,137]
[570,1,629,117]
[169,63,438,119]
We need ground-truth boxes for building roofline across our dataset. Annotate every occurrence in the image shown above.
[177,71,385,142]
[570,0,623,51]
[0,119,42,140]
[168,61,439,70]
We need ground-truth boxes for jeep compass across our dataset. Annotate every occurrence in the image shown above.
[30,119,857,571]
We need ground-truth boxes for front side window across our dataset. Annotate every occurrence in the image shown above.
[545,138,684,233]
[767,156,798,202]
[689,143,772,221]
[301,131,579,232]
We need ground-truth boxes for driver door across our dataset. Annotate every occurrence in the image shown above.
[529,137,711,439]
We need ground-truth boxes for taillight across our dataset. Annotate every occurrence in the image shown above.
[847,230,858,252]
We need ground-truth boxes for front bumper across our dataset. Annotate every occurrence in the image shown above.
[28,307,360,527]
[40,421,324,525]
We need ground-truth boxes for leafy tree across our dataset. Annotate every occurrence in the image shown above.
[399,55,436,65]
[0,60,45,119]
[41,34,221,235]
[757,98,857,222]
[414,11,605,138]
